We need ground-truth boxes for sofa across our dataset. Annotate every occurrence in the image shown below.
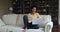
[0,14,53,32]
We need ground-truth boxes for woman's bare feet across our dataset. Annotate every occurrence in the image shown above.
[22,29,26,32]
[22,27,27,32]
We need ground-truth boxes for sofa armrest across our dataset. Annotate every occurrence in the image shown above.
[45,21,53,32]
[0,19,5,26]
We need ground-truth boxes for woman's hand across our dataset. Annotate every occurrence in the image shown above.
[28,21,32,23]
[28,18,32,23]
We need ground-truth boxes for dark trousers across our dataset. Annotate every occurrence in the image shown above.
[23,15,39,29]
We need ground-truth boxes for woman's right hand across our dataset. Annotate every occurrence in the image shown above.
[28,18,32,23]
[28,21,32,23]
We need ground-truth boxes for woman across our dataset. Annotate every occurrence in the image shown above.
[28,6,41,23]
[27,6,41,29]
[23,6,41,32]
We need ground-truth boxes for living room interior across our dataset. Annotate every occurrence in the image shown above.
[0,0,59,32]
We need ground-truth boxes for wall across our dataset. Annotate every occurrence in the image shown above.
[0,0,11,18]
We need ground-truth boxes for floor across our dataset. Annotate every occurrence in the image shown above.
[52,25,60,32]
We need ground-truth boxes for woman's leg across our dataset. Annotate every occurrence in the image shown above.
[23,15,28,28]
[27,23,39,29]
[31,24,39,29]
[23,15,33,29]
[23,15,28,32]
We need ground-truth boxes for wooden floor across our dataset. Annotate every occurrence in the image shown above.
[52,25,60,32]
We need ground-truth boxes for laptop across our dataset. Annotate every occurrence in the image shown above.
[32,18,43,24]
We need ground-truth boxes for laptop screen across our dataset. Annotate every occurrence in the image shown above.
[32,18,43,24]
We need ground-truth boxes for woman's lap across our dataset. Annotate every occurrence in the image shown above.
[27,24,39,29]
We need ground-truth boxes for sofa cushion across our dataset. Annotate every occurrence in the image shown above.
[0,25,23,32]
[27,28,44,32]
[0,19,5,26]
[16,14,27,27]
[2,14,18,26]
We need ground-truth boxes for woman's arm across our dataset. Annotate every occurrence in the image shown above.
[36,13,41,18]
[28,18,32,23]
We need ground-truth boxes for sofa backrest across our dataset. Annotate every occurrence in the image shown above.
[2,14,18,26]
[16,14,27,27]
[2,14,51,27]
[39,15,51,27]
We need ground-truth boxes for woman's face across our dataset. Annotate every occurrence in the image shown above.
[32,7,36,13]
